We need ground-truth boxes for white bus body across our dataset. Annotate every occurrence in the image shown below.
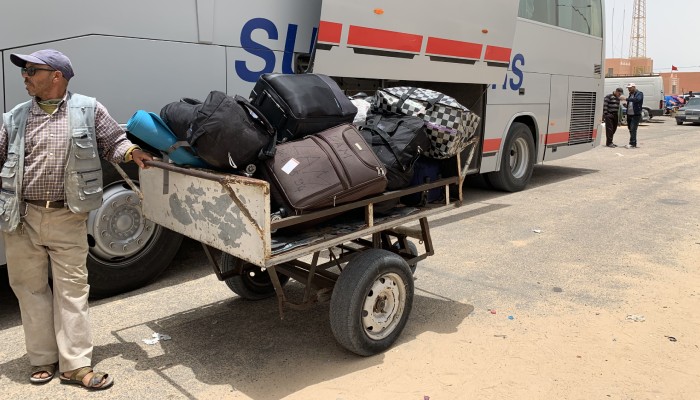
[0,0,604,295]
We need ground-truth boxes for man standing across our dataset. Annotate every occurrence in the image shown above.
[602,87,623,148]
[624,83,644,149]
[0,49,153,390]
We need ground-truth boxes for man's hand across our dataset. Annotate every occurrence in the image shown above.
[131,149,153,169]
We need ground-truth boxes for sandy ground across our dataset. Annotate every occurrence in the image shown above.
[1,117,699,399]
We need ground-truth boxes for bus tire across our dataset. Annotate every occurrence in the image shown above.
[330,249,414,356]
[87,163,183,298]
[485,122,535,192]
[220,253,289,300]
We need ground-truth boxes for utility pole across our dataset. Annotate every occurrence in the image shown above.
[629,0,646,58]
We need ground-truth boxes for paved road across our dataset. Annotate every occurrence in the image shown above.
[1,116,699,399]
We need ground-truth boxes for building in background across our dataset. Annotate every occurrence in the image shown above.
[605,58,653,76]
[659,72,700,96]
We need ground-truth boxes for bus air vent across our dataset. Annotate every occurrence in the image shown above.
[594,64,602,75]
[569,91,596,145]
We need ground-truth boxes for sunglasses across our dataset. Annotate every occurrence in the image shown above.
[21,66,56,76]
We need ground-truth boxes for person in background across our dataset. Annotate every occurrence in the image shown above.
[0,49,153,390]
[602,87,623,148]
[624,83,644,149]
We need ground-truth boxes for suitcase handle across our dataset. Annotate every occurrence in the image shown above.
[396,87,445,111]
[233,95,278,159]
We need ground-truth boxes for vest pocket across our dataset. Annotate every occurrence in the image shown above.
[0,189,17,223]
[72,169,103,200]
[73,128,97,159]
[1,154,19,191]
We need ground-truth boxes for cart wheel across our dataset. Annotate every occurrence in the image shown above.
[330,249,414,356]
[220,253,289,300]
[392,240,419,274]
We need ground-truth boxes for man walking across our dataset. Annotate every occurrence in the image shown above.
[624,83,644,149]
[0,49,153,390]
[602,87,623,148]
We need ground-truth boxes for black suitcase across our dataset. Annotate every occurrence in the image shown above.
[262,124,387,215]
[250,73,357,142]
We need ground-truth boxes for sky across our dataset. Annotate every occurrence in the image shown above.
[605,0,699,72]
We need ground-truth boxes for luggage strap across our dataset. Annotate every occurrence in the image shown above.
[233,95,278,160]
[166,140,195,154]
[396,87,445,111]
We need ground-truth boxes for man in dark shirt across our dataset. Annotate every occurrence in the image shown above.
[625,83,644,149]
[602,87,623,148]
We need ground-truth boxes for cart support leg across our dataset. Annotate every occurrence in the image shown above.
[267,265,288,319]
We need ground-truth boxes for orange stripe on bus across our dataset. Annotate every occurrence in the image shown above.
[483,138,502,152]
[318,21,343,44]
[484,45,512,63]
[546,132,569,144]
[348,25,423,53]
[426,37,482,59]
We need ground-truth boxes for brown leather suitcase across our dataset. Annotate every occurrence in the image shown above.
[263,124,387,215]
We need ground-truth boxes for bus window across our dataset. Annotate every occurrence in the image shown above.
[519,0,557,25]
[556,0,603,37]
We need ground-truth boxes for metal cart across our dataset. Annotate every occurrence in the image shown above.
[137,156,467,356]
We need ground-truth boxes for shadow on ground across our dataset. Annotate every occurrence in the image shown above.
[0,283,473,399]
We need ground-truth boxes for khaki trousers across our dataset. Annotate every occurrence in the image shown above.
[4,203,92,372]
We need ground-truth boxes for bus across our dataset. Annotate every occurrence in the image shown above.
[0,0,605,297]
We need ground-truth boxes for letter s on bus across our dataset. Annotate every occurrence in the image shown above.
[509,53,525,91]
[235,18,278,82]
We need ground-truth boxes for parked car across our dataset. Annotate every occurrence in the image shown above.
[676,97,700,125]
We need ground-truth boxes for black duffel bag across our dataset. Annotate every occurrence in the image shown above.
[358,113,431,190]
[189,91,276,171]
[160,97,203,140]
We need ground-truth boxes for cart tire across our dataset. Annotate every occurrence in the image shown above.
[220,253,289,300]
[330,249,414,356]
[392,240,419,274]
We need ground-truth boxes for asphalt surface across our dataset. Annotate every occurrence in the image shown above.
[0,116,699,399]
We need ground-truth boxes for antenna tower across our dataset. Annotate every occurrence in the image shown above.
[629,0,646,58]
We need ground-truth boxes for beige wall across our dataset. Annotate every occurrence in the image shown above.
[660,72,700,95]
[605,58,654,77]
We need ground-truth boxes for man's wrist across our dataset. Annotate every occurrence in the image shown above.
[125,145,141,162]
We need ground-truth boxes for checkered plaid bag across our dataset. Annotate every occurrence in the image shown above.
[375,87,481,159]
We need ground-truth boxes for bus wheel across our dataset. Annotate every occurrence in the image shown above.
[87,179,183,298]
[220,253,289,300]
[330,249,414,356]
[485,122,535,192]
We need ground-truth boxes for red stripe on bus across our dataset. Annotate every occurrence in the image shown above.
[348,25,423,53]
[318,21,342,44]
[546,132,569,144]
[426,37,482,59]
[484,45,512,63]
[483,138,502,152]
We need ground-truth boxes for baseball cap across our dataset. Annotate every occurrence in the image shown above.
[615,87,623,93]
[10,49,74,81]
[626,83,636,88]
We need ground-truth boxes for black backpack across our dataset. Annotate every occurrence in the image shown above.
[160,97,203,140]
[358,113,431,190]
[188,91,276,171]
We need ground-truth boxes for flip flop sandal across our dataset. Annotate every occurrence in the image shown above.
[59,366,114,390]
[29,362,58,384]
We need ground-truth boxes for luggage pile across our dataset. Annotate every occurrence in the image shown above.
[127,73,481,216]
